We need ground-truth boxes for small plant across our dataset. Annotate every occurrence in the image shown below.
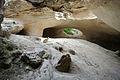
[64,28,78,35]
[64,28,73,34]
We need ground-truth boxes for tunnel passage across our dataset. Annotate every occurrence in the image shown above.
[43,27,120,51]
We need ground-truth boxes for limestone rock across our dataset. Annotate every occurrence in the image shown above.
[56,54,71,72]
[5,0,85,18]
[0,37,19,69]
[26,0,44,3]
[0,34,119,80]
[0,0,5,25]
[68,49,76,55]
[84,0,120,32]
[115,50,120,56]
[1,18,24,34]
[0,0,5,36]
[21,49,46,69]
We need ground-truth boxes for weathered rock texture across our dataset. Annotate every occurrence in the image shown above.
[0,34,120,80]
[84,0,120,32]
[4,0,120,51]
[21,49,44,69]
[56,54,71,72]
[0,37,20,70]
[0,0,4,24]
[25,0,83,11]
[1,18,24,34]
[0,0,5,31]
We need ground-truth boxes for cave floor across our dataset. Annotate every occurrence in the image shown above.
[0,34,120,80]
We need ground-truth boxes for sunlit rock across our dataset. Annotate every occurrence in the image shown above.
[1,18,24,34]
[84,0,120,32]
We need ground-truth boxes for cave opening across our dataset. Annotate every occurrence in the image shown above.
[43,27,120,51]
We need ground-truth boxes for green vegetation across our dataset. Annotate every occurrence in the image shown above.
[64,28,78,35]
[64,28,73,34]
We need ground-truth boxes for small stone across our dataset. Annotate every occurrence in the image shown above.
[54,46,64,53]
[56,54,71,72]
[69,49,76,55]
[59,47,64,52]
[54,46,59,50]
[115,50,120,56]
[43,38,49,43]
[35,37,41,41]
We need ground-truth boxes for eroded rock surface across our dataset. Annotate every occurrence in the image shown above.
[0,37,20,70]
[0,0,4,25]
[1,18,24,34]
[0,0,5,35]
[84,0,120,32]
[21,49,46,69]
[0,34,120,80]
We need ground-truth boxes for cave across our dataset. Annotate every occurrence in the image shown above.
[43,27,120,51]
[0,0,120,80]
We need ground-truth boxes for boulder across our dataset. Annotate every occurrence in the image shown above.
[56,54,71,72]
[1,18,24,34]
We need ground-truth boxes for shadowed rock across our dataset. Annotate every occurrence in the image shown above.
[21,50,46,69]
[69,49,76,55]
[0,37,19,69]
[56,54,71,72]
[0,0,5,36]
[0,0,5,25]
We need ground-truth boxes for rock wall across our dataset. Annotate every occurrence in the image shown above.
[0,0,5,29]
[84,0,120,32]
[4,0,120,32]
